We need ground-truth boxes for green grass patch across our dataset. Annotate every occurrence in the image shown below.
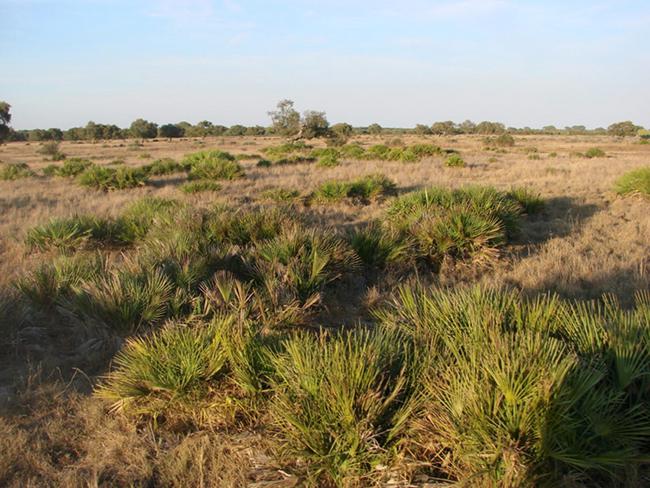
[0,162,34,180]
[312,174,397,204]
[180,180,222,194]
[614,167,650,197]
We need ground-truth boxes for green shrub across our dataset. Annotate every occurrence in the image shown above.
[377,286,650,486]
[270,327,417,486]
[614,167,650,197]
[180,180,222,194]
[273,155,316,165]
[262,188,301,202]
[37,141,65,160]
[585,147,606,158]
[339,144,366,159]
[16,252,107,309]
[67,266,173,333]
[184,151,244,180]
[256,158,272,167]
[262,141,311,159]
[205,207,289,247]
[365,144,391,160]
[137,152,152,159]
[144,158,184,175]
[77,165,149,191]
[96,318,229,415]
[50,158,92,177]
[507,187,545,214]
[235,153,262,161]
[25,215,120,252]
[117,197,181,243]
[316,153,339,168]
[386,186,529,267]
[348,222,411,268]
[0,162,34,180]
[409,143,441,158]
[254,225,358,303]
[312,174,397,204]
[445,154,465,167]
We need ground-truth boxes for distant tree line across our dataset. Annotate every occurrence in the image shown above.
[0,98,646,143]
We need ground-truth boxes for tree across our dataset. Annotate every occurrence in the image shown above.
[268,99,300,137]
[459,120,476,134]
[607,121,641,137]
[331,122,353,138]
[0,101,11,144]
[475,121,506,135]
[158,123,184,139]
[414,124,432,135]
[431,121,458,135]
[129,118,158,139]
[225,124,247,136]
[245,125,267,136]
[367,123,382,135]
[300,110,330,139]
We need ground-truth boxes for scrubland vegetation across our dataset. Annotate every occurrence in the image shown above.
[1,120,649,487]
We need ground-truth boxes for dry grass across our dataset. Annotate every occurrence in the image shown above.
[1,133,649,486]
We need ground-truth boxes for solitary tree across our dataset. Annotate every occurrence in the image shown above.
[431,121,458,135]
[0,101,11,144]
[158,123,184,139]
[367,123,382,135]
[607,121,641,137]
[130,118,158,139]
[414,124,432,135]
[300,110,330,139]
[268,99,301,137]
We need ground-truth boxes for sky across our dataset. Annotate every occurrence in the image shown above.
[1,0,649,130]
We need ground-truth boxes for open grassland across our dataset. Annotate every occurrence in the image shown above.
[0,134,649,487]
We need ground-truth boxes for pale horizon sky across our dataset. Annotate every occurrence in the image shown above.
[2,0,649,130]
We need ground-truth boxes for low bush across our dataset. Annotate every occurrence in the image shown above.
[507,187,545,214]
[262,141,311,159]
[16,252,107,309]
[25,215,121,252]
[386,186,530,267]
[184,151,244,180]
[37,141,65,161]
[270,328,418,486]
[205,206,288,247]
[96,318,229,416]
[614,167,650,197]
[377,285,650,486]
[66,266,173,334]
[180,180,222,194]
[444,154,465,167]
[262,188,301,202]
[144,158,184,176]
[0,162,34,180]
[339,144,365,159]
[77,165,149,191]
[316,153,339,167]
[348,222,411,269]
[585,147,606,158]
[253,225,359,304]
[117,197,182,243]
[44,158,92,177]
[312,174,397,204]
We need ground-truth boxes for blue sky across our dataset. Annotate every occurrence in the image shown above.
[2,0,649,129]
